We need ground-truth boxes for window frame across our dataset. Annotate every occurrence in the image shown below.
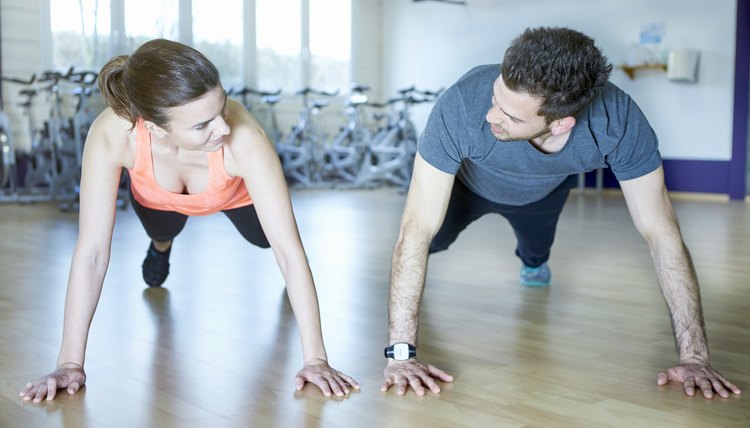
[45,0,353,92]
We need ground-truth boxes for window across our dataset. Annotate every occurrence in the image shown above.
[124,0,179,53]
[310,0,351,92]
[50,0,111,70]
[193,0,244,90]
[48,0,353,92]
[256,0,303,92]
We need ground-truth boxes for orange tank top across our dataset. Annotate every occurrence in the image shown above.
[128,119,253,216]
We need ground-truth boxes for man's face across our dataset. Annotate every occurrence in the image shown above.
[485,76,549,142]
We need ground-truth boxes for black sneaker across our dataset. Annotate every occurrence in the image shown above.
[142,242,171,287]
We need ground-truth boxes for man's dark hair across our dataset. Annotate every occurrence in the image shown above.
[501,27,612,123]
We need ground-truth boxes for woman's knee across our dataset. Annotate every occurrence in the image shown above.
[249,235,271,249]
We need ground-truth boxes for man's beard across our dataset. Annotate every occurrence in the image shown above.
[493,125,550,142]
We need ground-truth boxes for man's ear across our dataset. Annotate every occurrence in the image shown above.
[144,120,168,139]
[550,116,576,136]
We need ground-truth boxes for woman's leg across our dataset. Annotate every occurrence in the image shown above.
[129,190,188,244]
[222,204,271,249]
[129,189,188,286]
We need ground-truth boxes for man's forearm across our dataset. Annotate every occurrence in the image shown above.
[387,233,431,345]
[651,237,709,363]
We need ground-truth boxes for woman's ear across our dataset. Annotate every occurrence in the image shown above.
[550,116,576,136]
[144,121,168,139]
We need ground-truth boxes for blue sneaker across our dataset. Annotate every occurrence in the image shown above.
[520,262,551,287]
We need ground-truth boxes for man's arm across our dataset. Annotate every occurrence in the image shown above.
[382,153,456,395]
[620,166,741,398]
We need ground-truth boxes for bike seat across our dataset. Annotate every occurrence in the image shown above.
[351,84,370,93]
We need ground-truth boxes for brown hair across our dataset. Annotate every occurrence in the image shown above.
[501,27,612,123]
[98,39,221,130]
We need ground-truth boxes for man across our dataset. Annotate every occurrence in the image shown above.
[381,27,742,399]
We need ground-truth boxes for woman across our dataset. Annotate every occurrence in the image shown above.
[20,39,358,402]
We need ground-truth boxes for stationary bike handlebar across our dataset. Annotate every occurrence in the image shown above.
[350,84,370,93]
[295,87,340,97]
[368,87,443,107]
[37,66,75,83]
[229,87,282,98]
[396,86,443,98]
[1,74,37,110]
[1,74,36,85]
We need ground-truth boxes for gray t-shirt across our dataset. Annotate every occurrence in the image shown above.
[418,64,662,205]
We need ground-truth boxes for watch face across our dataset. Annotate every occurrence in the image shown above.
[393,343,410,360]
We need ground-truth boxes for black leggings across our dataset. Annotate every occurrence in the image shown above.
[129,188,270,248]
[429,175,577,267]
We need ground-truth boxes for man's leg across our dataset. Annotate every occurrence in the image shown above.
[429,179,494,254]
[129,188,188,287]
[500,175,577,286]
[223,204,271,249]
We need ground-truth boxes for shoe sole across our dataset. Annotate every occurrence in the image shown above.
[521,280,550,287]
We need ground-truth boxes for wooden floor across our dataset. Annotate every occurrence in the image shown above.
[1,188,748,427]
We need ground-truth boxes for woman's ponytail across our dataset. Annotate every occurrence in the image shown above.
[98,55,138,127]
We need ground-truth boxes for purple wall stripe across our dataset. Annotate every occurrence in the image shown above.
[729,0,750,199]
[662,160,731,193]
[584,160,730,194]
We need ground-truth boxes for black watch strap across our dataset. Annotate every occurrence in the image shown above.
[384,342,417,360]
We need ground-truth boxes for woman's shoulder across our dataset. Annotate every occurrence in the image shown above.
[86,108,138,164]
[223,99,276,175]
[225,99,269,148]
[226,98,259,128]
[90,108,135,139]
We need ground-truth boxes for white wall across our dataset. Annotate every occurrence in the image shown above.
[0,0,45,76]
[382,0,737,161]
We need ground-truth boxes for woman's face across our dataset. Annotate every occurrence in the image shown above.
[161,86,230,152]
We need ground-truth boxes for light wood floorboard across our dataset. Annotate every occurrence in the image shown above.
[0,188,748,427]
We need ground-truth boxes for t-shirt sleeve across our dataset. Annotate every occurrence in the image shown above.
[417,86,470,175]
[600,92,662,181]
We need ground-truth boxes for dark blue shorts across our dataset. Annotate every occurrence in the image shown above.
[429,175,577,267]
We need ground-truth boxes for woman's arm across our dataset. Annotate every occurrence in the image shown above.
[224,101,358,396]
[20,110,130,402]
